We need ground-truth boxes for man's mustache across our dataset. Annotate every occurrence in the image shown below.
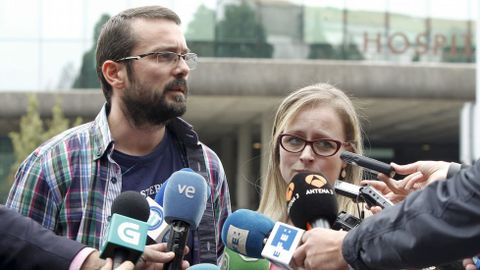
[165,79,187,92]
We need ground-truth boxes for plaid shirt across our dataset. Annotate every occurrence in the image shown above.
[6,104,231,264]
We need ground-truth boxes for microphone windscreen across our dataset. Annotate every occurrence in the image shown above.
[187,263,220,269]
[163,170,208,228]
[111,191,150,222]
[286,172,338,229]
[154,168,197,206]
[221,209,274,258]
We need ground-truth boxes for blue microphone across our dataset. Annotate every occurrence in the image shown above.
[473,256,480,269]
[222,209,305,270]
[155,168,195,206]
[100,191,150,267]
[221,209,274,258]
[163,170,208,270]
[187,263,220,269]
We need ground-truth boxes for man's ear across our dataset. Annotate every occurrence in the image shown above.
[102,60,127,89]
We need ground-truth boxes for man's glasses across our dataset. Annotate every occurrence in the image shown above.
[115,51,198,70]
[278,133,349,157]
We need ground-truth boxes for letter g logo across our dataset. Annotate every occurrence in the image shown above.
[118,222,141,245]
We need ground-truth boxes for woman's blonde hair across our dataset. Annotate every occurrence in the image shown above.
[258,83,364,222]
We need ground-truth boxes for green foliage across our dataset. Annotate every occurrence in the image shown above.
[215,2,273,58]
[186,4,215,40]
[185,4,217,57]
[7,95,82,184]
[73,14,111,89]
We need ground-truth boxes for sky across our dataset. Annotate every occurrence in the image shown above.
[0,0,477,91]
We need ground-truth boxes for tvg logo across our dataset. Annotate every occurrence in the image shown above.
[118,222,141,245]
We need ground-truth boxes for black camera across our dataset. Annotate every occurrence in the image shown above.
[332,211,362,231]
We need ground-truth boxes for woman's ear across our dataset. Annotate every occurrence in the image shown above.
[339,165,347,179]
[102,60,127,89]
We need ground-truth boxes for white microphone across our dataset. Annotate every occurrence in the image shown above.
[146,197,169,243]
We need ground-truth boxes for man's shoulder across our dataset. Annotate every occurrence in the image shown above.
[198,142,220,160]
[32,122,95,158]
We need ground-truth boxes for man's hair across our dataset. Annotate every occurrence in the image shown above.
[95,6,181,104]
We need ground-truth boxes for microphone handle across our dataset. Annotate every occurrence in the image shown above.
[113,249,129,268]
[306,219,330,230]
[164,220,190,270]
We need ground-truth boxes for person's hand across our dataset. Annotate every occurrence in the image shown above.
[102,258,135,270]
[368,205,383,215]
[377,161,450,196]
[135,243,190,270]
[292,228,348,270]
[462,256,479,270]
[80,250,105,270]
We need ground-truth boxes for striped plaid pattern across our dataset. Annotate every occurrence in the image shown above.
[6,104,232,264]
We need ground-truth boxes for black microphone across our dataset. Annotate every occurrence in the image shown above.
[100,191,150,267]
[286,172,338,230]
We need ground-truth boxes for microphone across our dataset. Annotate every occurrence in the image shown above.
[148,168,197,244]
[221,209,274,258]
[187,263,220,269]
[472,256,480,269]
[155,168,196,206]
[286,172,338,230]
[334,180,394,209]
[146,195,169,244]
[333,179,362,201]
[224,247,269,270]
[163,170,208,270]
[221,209,304,270]
[100,191,150,267]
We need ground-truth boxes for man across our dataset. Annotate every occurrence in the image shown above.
[6,5,231,266]
[291,161,480,270]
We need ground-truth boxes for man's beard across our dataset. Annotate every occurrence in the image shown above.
[121,78,188,127]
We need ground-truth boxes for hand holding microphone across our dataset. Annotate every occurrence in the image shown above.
[291,228,348,270]
[101,258,135,270]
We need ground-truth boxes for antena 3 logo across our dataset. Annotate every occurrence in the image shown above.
[286,182,295,202]
[118,222,141,245]
[305,174,327,188]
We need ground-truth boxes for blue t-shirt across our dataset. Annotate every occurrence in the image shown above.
[112,130,195,262]
[113,130,184,197]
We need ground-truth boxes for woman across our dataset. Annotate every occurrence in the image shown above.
[258,83,366,222]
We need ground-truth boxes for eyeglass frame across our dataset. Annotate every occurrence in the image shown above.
[114,51,198,70]
[278,133,350,157]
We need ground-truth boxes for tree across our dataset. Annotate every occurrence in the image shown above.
[215,2,272,58]
[185,4,217,57]
[7,95,82,184]
[72,14,110,89]
[186,4,215,40]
